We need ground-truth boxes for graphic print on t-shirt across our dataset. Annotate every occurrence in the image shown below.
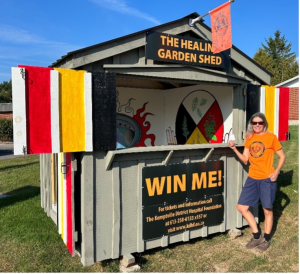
[249,141,265,158]
[175,90,224,144]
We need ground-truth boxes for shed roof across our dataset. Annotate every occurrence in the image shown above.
[51,12,272,85]
[276,75,299,87]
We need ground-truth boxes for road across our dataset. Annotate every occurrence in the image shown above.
[0,143,16,160]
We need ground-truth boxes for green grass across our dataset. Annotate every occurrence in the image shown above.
[0,126,298,272]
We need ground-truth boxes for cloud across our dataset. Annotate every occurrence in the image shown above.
[0,26,81,82]
[0,25,48,44]
[0,25,79,50]
[89,0,160,25]
[0,26,80,61]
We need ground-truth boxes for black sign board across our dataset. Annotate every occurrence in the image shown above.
[146,31,230,69]
[142,161,224,241]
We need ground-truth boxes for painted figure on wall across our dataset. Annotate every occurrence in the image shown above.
[116,91,156,149]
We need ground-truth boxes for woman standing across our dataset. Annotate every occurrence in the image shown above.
[229,112,285,251]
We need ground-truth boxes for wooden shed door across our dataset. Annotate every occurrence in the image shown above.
[57,152,76,256]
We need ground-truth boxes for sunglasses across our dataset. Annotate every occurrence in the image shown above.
[251,121,264,125]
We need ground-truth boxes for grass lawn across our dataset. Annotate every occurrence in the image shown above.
[0,126,298,272]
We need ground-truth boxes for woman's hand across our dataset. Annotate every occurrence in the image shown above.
[269,172,279,182]
[229,140,236,150]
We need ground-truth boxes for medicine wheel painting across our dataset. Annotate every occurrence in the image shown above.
[175,90,224,144]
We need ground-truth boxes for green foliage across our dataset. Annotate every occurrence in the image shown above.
[0,80,12,103]
[262,30,295,62]
[204,114,216,142]
[192,97,207,118]
[253,30,299,85]
[0,117,13,141]
[197,107,202,118]
[191,97,198,112]
[182,115,189,141]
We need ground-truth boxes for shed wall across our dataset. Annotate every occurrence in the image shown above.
[79,145,255,265]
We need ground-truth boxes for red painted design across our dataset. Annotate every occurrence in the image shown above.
[18,65,52,154]
[66,152,73,256]
[197,101,223,143]
[278,87,289,141]
[132,102,156,147]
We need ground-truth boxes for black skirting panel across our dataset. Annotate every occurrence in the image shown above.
[246,84,261,125]
[92,72,116,151]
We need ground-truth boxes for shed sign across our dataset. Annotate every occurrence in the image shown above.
[146,31,230,68]
[142,161,224,241]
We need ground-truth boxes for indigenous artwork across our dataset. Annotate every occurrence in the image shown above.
[12,65,290,155]
[165,85,233,146]
[117,85,233,147]
[12,65,93,155]
[116,88,158,149]
[175,90,224,145]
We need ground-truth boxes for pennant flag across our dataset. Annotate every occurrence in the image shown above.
[210,1,232,54]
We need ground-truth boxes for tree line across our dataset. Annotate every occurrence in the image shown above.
[253,30,298,85]
[0,80,12,103]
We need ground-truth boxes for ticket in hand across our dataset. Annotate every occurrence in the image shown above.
[229,134,235,141]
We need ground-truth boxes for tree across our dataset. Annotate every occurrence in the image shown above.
[0,80,12,103]
[253,30,299,85]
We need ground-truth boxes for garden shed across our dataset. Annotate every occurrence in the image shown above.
[35,13,273,266]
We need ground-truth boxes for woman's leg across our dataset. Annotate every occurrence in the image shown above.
[262,207,273,234]
[237,204,259,232]
[255,207,273,251]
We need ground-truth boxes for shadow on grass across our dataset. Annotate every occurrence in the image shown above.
[132,232,224,270]
[258,170,293,236]
[0,185,40,209]
[0,160,39,172]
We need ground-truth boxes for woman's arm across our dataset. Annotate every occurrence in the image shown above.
[229,140,249,164]
[269,148,286,182]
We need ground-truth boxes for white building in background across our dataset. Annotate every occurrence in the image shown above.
[276,75,299,125]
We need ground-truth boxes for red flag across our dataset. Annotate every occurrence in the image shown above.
[210,1,232,54]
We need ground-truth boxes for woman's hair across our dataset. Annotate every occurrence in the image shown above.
[246,112,268,139]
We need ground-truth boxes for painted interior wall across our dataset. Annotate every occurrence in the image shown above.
[116,84,233,148]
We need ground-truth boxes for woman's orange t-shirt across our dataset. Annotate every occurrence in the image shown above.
[244,132,282,179]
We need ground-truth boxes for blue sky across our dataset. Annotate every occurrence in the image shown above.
[0,0,298,83]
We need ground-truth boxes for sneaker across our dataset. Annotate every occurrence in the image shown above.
[256,240,270,251]
[245,235,264,249]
